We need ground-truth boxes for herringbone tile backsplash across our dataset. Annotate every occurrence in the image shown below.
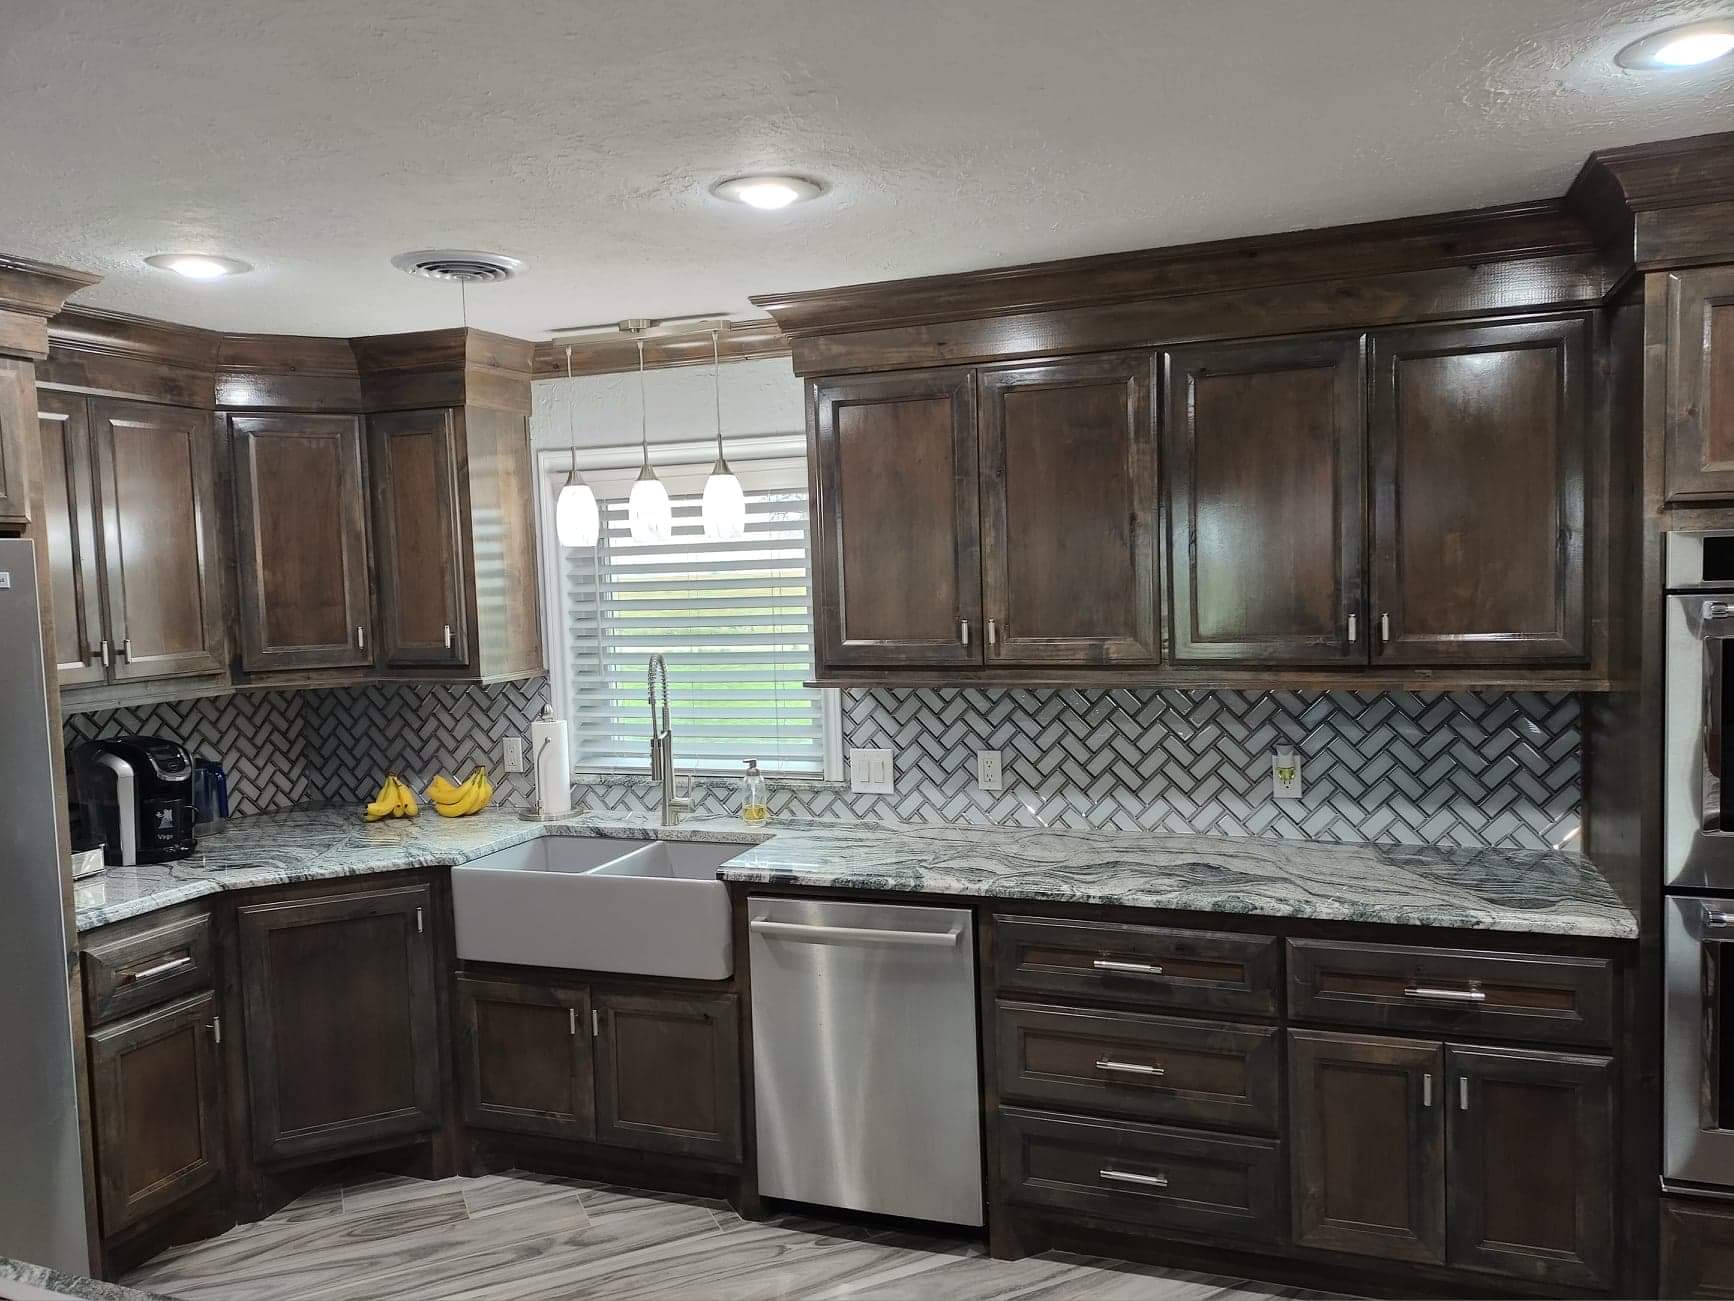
[65,680,1580,851]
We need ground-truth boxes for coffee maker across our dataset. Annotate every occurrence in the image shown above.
[72,736,196,865]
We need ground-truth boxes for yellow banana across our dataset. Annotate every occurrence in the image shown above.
[363,777,397,822]
[471,769,494,812]
[432,771,479,817]
[393,774,419,818]
[428,773,463,804]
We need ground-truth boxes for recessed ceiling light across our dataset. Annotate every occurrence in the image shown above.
[1616,20,1734,69]
[144,253,252,280]
[710,175,824,210]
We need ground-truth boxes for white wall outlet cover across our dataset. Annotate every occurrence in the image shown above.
[502,736,526,774]
[849,747,895,795]
[976,749,1004,793]
[1272,750,1303,800]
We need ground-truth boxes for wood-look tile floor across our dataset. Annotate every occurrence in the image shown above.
[124,1170,1353,1301]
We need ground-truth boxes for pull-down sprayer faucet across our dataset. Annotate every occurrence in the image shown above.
[648,654,692,826]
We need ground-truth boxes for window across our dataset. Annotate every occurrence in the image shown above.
[537,441,838,777]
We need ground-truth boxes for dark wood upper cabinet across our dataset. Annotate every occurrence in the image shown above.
[1164,336,1365,664]
[368,407,469,669]
[1289,1029,1445,1264]
[89,398,226,681]
[231,414,372,672]
[87,991,225,1235]
[1369,317,1587,666]
[456,975,594,1142]
[1667,267,1734,503]
[979,353,1157,665]
[593,988,741,1162]
[236,884,442,1163]
[1445,1045,1613,1289]
[0,358,34,526]
[811,367,982,666]
[36,390,106,685]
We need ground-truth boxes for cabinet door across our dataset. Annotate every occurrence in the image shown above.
[369,408,468,667]
[1165,336,1365,664]
[90,398,225,680]
[37,392,107,685]
[811,368,982,666]
[1662,1197,1734,1299]
[232,414,371,672]
[88,991,225,1235]
[1369,317,1587,665]
[1289,1029,1445,1263]
[594,989,741,1161]
[1445,1045,1613,1288]
[0,358,33,525]
[237,885,441,1162]
[979,353,1157,665]
[455,976,593,1141]
[1666,267,1734,503]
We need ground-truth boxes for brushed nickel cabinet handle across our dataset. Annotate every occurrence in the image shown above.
[443,624,454,650]
[960,619,970,647]
[122,955,193,982]
[98,639,111,668]
[1096,1059,1165,1077]
[1423,1072,1433,1108]
[122,638,134,661]
[1379,612,1391,643]
[1093,958,1164,976]
[356,625,366,650]
[1100,1169,1168,1189]
[1347,613,1358,644]
[987,618,998,648]
[568,1008,577,1037]
[1404,985,1486,1003]
[1459,1076,1470,1111]
[208,1016,222,1046]
[591,1008,599,1037]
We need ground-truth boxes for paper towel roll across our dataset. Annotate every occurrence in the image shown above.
[531,714,572,816]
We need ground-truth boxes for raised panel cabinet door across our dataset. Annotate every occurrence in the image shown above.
[811,368,982,666]
[455,976,594,1141]
[368,407,469,667]
[1662,1197,1734,1299]
[1289,1029,1445,1264]
[89,398,226,680]
[1667,268,1734,503]
[237,885,441,1162]
[1164,336,1366,664]
[1369,317,1588,665]
[593,989,741,1162]
[0,358,33,524]
[1445,1044,1614,1289]
[980,353,1158,665]
[36,391,107,685]
[88,991,225,1235]
[231,414,371,672]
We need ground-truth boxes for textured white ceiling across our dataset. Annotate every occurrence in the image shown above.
[3,0,1732,339]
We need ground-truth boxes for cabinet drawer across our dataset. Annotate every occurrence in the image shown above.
[993,916,1278,1016]
[1287,939,1613,1047]
[999,1106,1282,1244]
[84,914,214,1027]
[996,1001,1279,1132]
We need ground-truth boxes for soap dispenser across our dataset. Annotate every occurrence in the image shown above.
[740,759,770,825]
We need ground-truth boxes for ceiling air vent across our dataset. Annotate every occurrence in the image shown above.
[390,249,524,283]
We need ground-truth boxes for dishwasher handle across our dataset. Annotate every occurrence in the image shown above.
[749,918,964,947]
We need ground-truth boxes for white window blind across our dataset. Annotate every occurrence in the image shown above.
[547,454,826,776]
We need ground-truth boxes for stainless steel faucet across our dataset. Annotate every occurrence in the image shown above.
[647,654,692,826]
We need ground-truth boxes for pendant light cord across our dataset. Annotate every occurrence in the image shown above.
[712,329,726,466]
[564,347,578,482]
[638,337,650,470]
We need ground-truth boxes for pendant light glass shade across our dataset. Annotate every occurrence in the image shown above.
[700,329,747,541]
[627,337,673,542]
[555,347,600,547]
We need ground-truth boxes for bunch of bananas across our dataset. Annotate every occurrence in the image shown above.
[363,773,419,822]
[428,767,494,818]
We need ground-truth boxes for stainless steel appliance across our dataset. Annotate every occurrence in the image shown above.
[1665,530,1734,889]
[748,896,983,1227]
[1664,896,1734,1186]
[0,540,92,1272]
[73,735,196,865]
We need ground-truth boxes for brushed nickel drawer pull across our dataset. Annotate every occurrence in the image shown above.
[1403,984,1486,1003]
[1096,1059,1164,1077]
[1423,1071,1433,1108]
[1347,613,1358,643]
[987,618,997,648]
[123,955,193,982]
[1459,1076,1470,1111]
[960,619,970,647]
[1093,959,1164,976]
[1100,1168,1168,1189]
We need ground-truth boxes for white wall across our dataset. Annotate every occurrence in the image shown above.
[530,355,804,452]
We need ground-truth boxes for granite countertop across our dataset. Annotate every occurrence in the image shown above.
[73,805,1636,940]
[0,1257,171,1300]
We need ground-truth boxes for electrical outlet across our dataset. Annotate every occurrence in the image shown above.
[1272,750,1303,800]
[502,736,526,774]
[849,747,895,794]
[976,749,1004,793]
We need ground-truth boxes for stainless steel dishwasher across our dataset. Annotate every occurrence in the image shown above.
[748,896,983,1227]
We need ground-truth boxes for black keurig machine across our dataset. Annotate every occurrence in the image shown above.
[72,735,197,865]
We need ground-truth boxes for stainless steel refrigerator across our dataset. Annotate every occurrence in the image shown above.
[0,538,91,1272]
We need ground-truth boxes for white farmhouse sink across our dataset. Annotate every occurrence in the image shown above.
[450,835,744,979]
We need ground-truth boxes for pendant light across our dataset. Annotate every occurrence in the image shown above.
[627,337,672,543]
[554,347,600,548]
[701,329,747,541]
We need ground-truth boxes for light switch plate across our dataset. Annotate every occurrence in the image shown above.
[1273,750,1303,800]
[502,736,526,774]
[976,749,1004,793]
[850,747,895,795]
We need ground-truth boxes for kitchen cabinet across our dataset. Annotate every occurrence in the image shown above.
[455,976,594,1141]
[1667,266,1734,504]
[36,389,105,684]
[1163,336,1365,664]
[593,988,741,1161]
[1662,1197,1734,1299]
[0,356,35,525]
[1368,317,1587,666]
[978,353,1157,665]
[368,407,468,669]
[236,884,442,1162]
[87,991,226,1235]
[231,413,371,672]
[811,367,981,666]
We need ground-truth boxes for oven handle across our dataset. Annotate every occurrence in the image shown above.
[1701,601,1734,837]
[1707,908,1734,928]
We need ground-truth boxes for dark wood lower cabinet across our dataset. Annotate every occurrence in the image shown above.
[88,991,225,1235]
[594,988,742,1162]
[456,976,594,1140]
[1663,1197,1734,1299]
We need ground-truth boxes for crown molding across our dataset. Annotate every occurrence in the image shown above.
[530,318,788,380]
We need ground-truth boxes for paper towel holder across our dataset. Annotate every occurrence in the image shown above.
[519,708,587,822]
